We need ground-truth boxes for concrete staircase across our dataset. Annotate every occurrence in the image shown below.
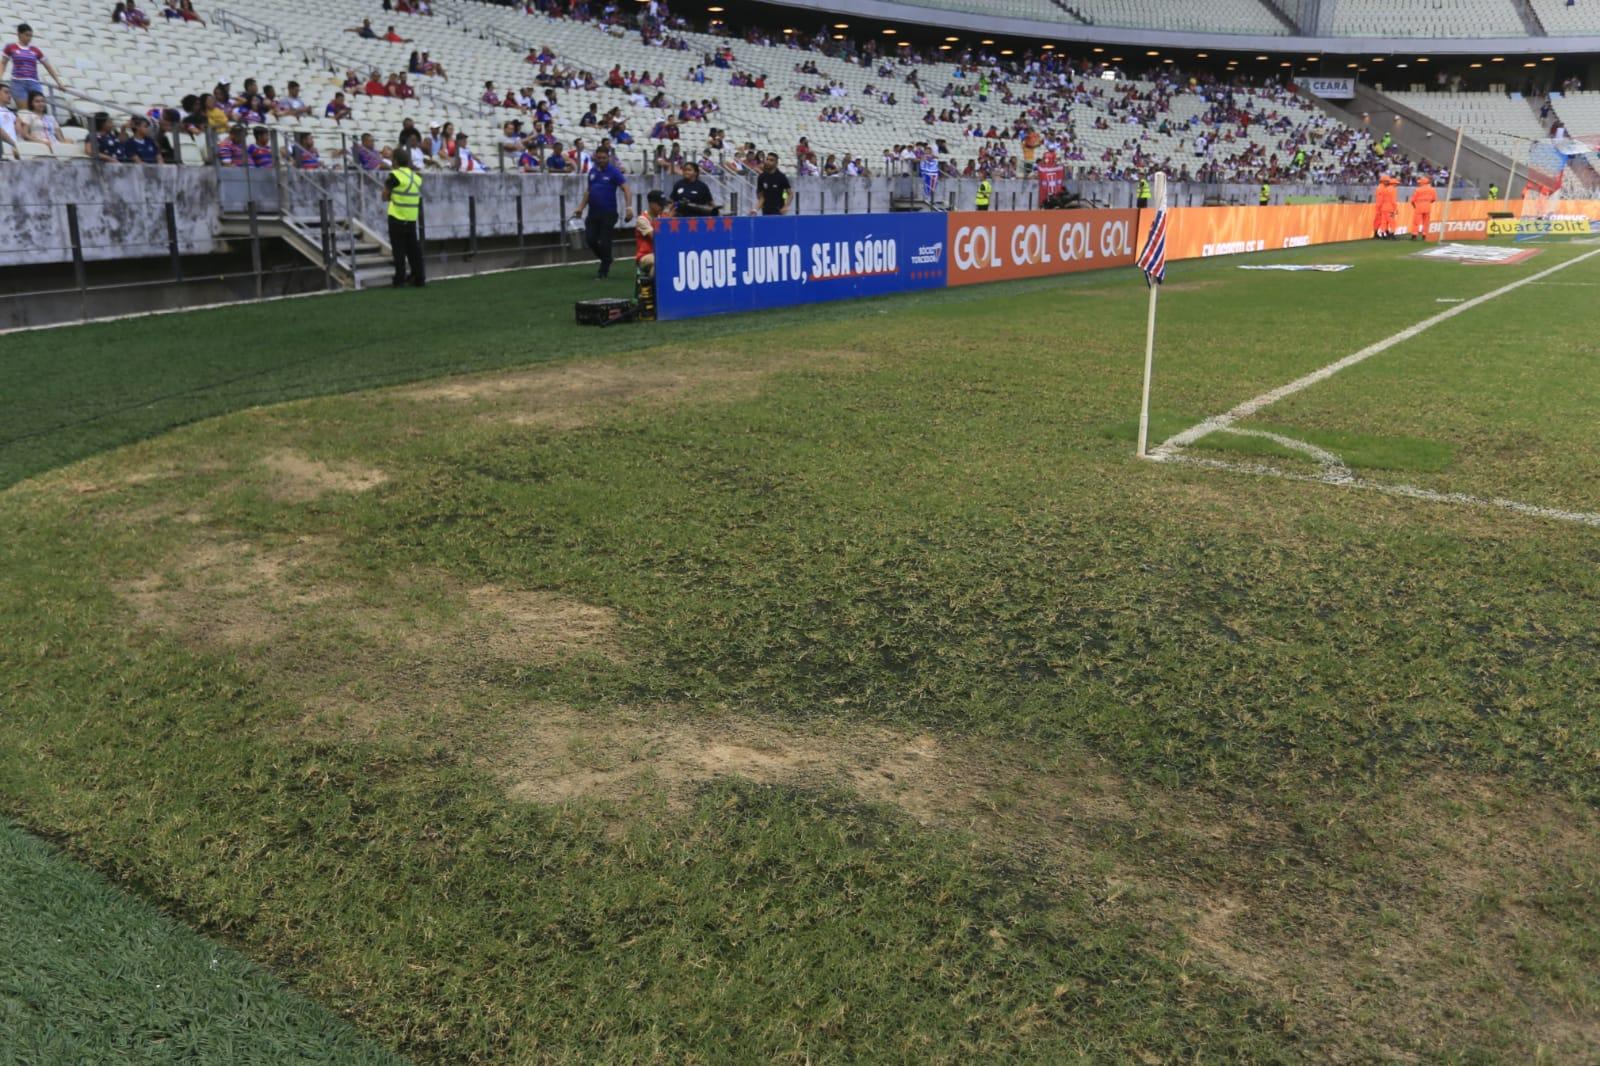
[219,209,392,290]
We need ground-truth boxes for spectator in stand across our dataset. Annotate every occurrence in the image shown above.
[498,120,527,156]
[177,93,204,132]
[456,132,486,172]
[364,71,388,97]
[121,116,160,163]
[568,137,592,173]
[354,132,388,170]
[0,84,19,159]
[755,152,790,215]
[155,107,184,162]
[84,110,120,162]
[247,125,273,167]
[545,140,568,172]
[516,142,541,172]
[3,24,67,102]
[291,131,323,169]
[346,18,378,38]
[113,3,150,30]
[275,81,309,120]
[16,90,65,152]
[326,92,352,124]
[399,127,429,168]
[179,0,206,24]
[382,25,410,43]
[217,122,246,165]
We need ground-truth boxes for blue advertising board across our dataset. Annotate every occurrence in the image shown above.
[655,212,949,320]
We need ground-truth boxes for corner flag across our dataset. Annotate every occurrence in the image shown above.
[1135,173,1168,458]
[1136,207,1167,287]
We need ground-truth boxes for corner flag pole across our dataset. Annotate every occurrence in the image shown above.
[1135,173,1168,459]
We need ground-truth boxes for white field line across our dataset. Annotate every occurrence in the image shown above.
[1152,245,1600,456]
[1152,450,1600,529]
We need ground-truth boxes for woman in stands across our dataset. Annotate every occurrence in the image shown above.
[16,91,63,152]
[113,2,150,30]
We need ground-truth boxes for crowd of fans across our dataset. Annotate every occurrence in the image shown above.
[0,0,1441,188]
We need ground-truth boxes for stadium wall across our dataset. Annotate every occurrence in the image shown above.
[0,166,1401,271]
[0,165,222,268]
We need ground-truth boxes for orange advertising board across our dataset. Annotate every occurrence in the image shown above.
[946,209,1139,285]
[1146,203,1376,262]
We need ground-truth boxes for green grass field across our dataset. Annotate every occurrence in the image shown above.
[3,237,1599,1063]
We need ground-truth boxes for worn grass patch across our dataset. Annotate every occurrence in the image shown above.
[4,241,1600,1061]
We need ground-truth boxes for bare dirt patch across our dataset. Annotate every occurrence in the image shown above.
[261,451,388,501]
[399,349,871,429]
[118,537,334,647]
[493,707,987,822]
[465,585,620,662]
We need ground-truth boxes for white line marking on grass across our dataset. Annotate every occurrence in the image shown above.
[1152,246,1600,456]
[1218,427,1353,483]
[1153,451,1600,529]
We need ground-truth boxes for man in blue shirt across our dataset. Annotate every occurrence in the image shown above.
[570,145,632,279]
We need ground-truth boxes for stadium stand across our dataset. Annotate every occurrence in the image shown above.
[1062,0,1288,35]
[1551,91,1600,140]
[1325,0,1525,38]
[1528,0,1600,36]
[4,0,1421,188]
[1387,90,1551,163]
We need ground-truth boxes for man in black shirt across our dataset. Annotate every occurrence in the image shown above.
[669,161,719,217]
[755,152,790,216]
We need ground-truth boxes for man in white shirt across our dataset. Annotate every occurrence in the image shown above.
[0,85,18,158]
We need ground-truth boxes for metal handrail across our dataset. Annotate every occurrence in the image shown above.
[213,7,283,47]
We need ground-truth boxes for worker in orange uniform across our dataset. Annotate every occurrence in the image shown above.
[1372,175,1399,240]
[1409,175,1438,242]
[1372,176,1390,239]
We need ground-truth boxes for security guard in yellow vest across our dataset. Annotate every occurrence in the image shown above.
[384,147,425,288]
[1137,177,1150,208]
[1259,182,1271,206]
[1488,183,1500,201]
[976,175,993,211]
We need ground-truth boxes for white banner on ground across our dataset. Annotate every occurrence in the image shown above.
[1238,264,1352,272]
